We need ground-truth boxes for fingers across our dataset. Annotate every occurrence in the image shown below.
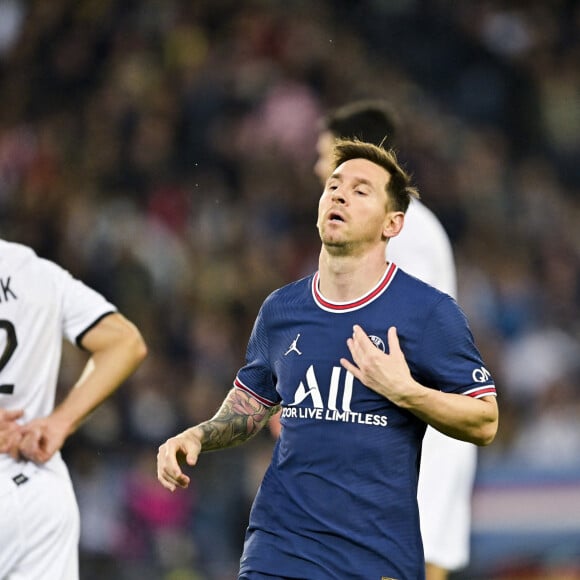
[351,325,401,357]
[348,324,379,362]
[346,325,366,360]
[1,431,24,458]
[157,430,202,492]
[351,325,369,344]
[185,450,200,467]
[0,409,24,422]
[341,326,372,383]
[340,356,360,381]
[387,326,400,354]
[19,431,39,456]
[157,440,191,492]
[18,429,47,463]
[0,409,24,440]
[342,325,401,380]
[0,413,24,456]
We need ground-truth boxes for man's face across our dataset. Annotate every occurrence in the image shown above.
[314,130,336,186]
[317,158,397,255]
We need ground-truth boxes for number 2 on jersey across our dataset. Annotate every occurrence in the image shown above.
[0,319,17,394]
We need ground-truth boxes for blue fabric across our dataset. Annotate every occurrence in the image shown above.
[236,266,494,580]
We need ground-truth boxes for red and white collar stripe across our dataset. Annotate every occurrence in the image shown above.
[312,262,398,313]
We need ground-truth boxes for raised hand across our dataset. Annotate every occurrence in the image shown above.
[340,325,416,406]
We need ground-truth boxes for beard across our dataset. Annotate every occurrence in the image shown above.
[319,224,382,259]
[319,232,353,256]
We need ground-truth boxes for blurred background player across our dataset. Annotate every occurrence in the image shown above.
[311,100,474,580]
[0,239,147,579]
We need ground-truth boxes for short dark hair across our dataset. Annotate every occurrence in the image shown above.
[333,139,419,212]
[320,100,399,148]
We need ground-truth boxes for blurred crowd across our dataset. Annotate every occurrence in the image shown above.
[0,1,579,578]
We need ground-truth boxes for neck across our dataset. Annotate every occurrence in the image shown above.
[317,245,389,302]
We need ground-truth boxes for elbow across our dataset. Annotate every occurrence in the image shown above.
[132,331,148,365]
[474,416,499,447]
[476,425,497,446]
[123,324,148,366]
[472,395,499,446]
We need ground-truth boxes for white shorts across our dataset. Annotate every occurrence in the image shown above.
[418,426,478,571]
[0,462,80,580]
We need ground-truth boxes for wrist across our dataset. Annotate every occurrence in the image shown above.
[184,426,204,445]
[395,379,427,410]
[50,409,78,437]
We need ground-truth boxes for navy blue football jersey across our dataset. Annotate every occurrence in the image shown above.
[236,263,495,580]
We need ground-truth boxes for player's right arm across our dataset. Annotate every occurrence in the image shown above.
[19,312,147,464]
[157,387,278,492]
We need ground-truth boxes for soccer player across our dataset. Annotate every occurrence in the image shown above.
[157,140,498,580]
[314,100,474,580]
[0,239,147,579]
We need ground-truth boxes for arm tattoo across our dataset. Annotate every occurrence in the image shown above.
[198,388,279,452]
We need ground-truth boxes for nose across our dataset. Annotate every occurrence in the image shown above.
[331,186,346,204]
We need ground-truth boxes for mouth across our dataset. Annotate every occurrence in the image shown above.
[328,210,345,223]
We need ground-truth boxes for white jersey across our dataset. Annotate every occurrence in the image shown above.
[387,198,457,298]
[388,199,477,571]
[0,240,116,478]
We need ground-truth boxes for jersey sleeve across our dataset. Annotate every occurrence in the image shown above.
[234,300,280,408]
[415,295,496,399]
[39,259,117,346]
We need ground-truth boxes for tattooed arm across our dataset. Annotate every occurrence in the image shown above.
[157,387,279,492]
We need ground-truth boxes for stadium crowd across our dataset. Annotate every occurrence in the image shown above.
[0,1,579,578]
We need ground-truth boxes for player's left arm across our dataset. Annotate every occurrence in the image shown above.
[20,313,147,463]
[341,325,498,446]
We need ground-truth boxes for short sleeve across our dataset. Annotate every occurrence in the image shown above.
[234,302,280,407]
[39,259,117,345]
[415,296,496,399]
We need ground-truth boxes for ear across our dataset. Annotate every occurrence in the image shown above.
[382,211,405,240]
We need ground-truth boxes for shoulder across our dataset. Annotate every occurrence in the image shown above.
[264,274,314,306]
[393,267,450,302]
[393,271,472,344]
[391,268,462,325]
[0,240,67,285]
[260,274,313,314]
[0,239,38,267]
[1,241,90,298]
[0,240,68,276]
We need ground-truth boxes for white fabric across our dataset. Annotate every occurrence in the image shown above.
[0,461,80,580]
[418,426,477,569]
[387,198,457,298]
[388,199,477,571]
[0,240,115,578]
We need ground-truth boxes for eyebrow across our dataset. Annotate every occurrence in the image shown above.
[327,173,374,188]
